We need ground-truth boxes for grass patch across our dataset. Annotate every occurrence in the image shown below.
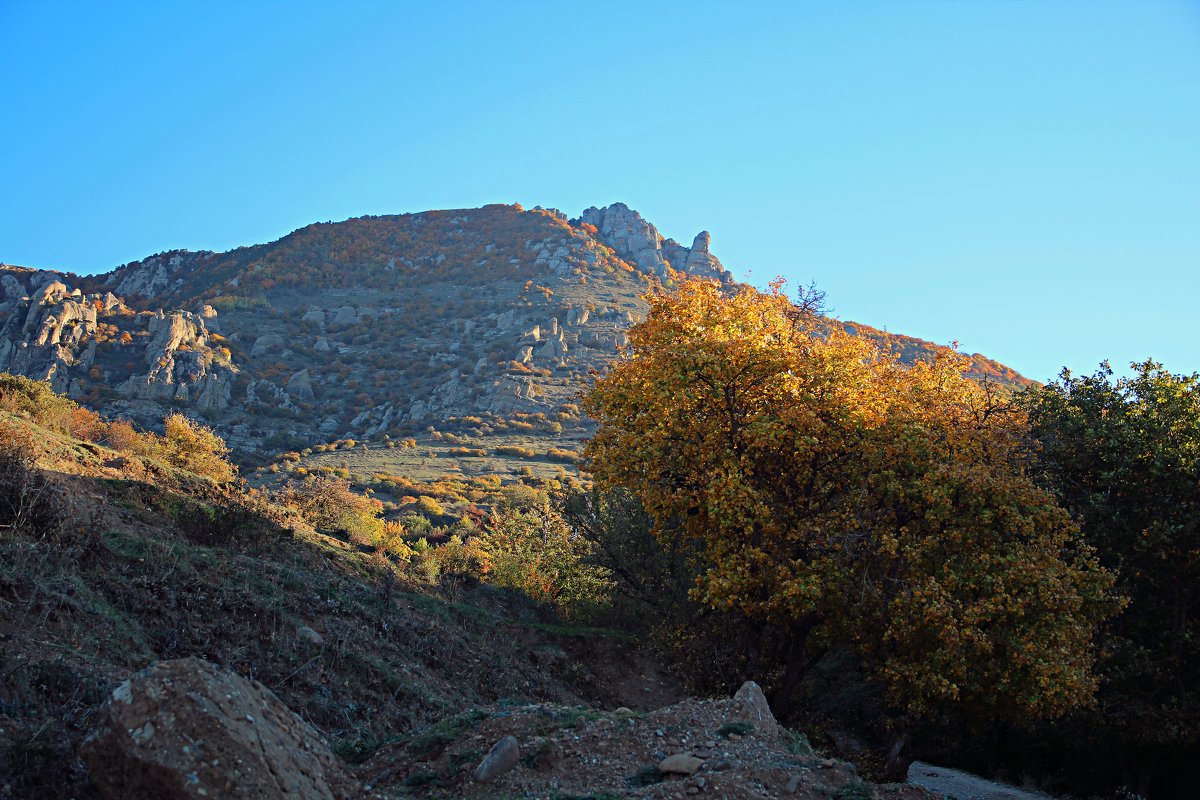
[406,709,492,759]
[717,721,756,738]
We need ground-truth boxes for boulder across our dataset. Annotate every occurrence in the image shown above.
[286,369,315,401]
[659,753,704,775]
[330,307,358,329]
[250,334,285,357]
[82,658,356,800]
[731,680,780,738]
[301,309,326,327]
[296,626,324,646]
[473,735,520,782]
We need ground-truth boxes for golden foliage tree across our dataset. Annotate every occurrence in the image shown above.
[583,279,1117,771]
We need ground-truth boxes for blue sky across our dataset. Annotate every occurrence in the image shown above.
[2,0,1197,382]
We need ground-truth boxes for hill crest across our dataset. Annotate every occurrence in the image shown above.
[1,202,1029,481]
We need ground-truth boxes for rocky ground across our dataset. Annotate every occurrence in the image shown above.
[82,654,938,800]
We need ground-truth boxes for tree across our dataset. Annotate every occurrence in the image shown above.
[1023,361,1200,797]
[583,278,1117,776]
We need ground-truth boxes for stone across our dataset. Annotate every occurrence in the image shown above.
[286,369,315,401]
[301,309,326,327]
[296,626,324,646]
[473,735,520,782]
[250,334,285,357]
[82,657,356,800]
[330,307,358,329]
[732,680,780,738]
[659,753,704,775]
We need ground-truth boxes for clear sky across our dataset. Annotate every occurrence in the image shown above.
[2,0,1197,382]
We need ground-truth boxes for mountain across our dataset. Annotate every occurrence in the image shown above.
[0,202,1030,478]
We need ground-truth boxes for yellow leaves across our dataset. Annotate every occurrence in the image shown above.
[584,277,1118,724]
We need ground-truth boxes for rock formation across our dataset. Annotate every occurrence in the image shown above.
[580,202,731,283]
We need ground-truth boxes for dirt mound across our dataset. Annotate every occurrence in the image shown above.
[359,682,936,799]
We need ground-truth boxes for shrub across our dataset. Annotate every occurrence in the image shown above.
[474,503,612,616]
[414,496,446,518]
[286,478,383,545]
[495,445,536,458]
[162,413,236,483]
[0,426,65,541]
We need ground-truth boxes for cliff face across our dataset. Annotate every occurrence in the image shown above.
[0,203,1028,462]
[0,266,235,409]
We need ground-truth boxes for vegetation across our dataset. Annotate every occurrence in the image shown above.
[473,498,612,616]
[0,373,236,484]
[583,279,1118,777]
[1016,361,1200,798]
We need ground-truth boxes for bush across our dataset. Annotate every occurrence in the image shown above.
[474,502,612,617]
[0,373,103,441]
[495,445,536,458]
[0,426,65,541]
[414,496,446,518]
[286,478,383,545]
[162,413,236,483]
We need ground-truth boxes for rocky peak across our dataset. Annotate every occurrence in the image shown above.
[580,204,729,283]
[105,249,214,300]
[579,203,668,276]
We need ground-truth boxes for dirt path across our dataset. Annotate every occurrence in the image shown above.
[908,761,1053,800]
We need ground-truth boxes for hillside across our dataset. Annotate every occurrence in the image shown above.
[0,387,681,796]
[1,202,1031,490]
[0,376,960,800]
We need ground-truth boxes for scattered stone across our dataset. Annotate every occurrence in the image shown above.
[659,754,704,775]
[474,735,520,782]
[296,625,323,646]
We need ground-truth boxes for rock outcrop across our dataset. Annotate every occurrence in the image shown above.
[104,250,214,300]
[82,658,357,800]
[580,202,731,282]
[0,267,234,408]
[118,311,234,408]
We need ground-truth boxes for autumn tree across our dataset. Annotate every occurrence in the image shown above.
[583,279,1117,777]
[1023,361,1200,798]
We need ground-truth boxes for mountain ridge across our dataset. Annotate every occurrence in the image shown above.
[0,202,1030,480]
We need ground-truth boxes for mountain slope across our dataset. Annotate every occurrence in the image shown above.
[1,203,1030,478]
